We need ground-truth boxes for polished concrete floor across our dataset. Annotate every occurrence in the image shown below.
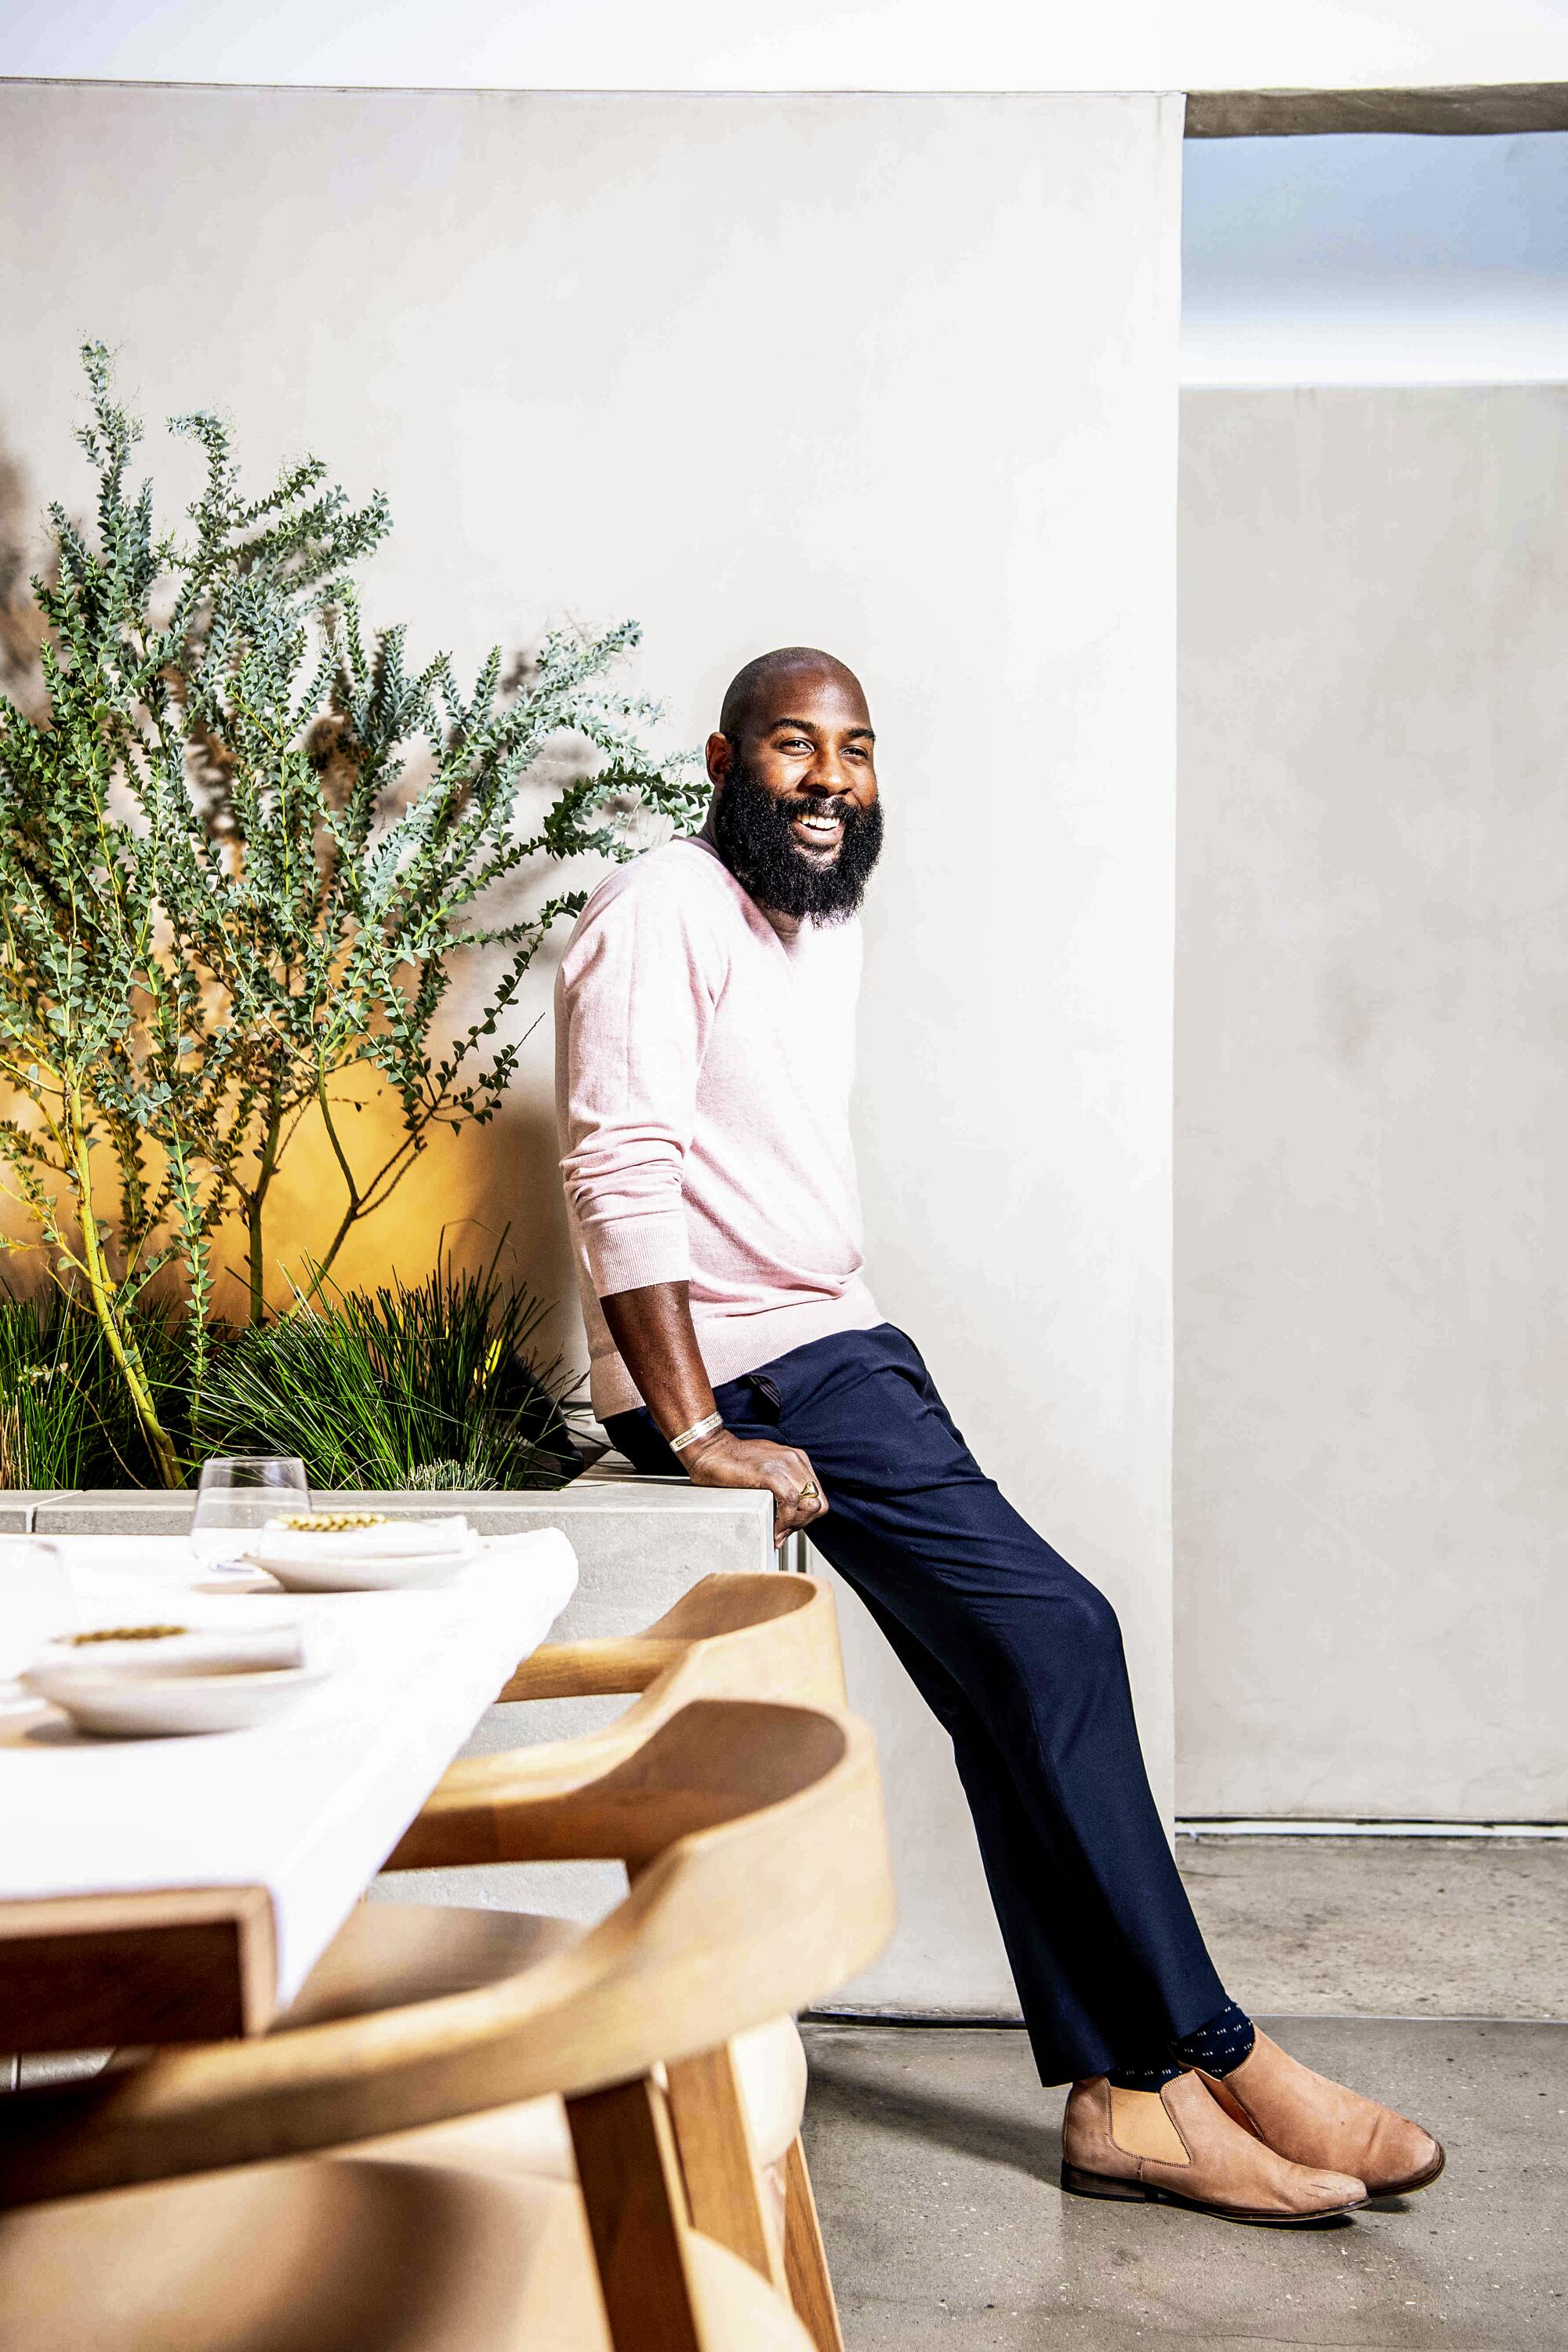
[801,1838,1568,2350]
[1174,1835,1567,2021]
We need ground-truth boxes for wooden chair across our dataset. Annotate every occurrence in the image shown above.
[383,1568,854,2347]
[0,1693,894,2352]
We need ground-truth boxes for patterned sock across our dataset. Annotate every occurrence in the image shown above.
[1171,1998,1257,2078]
[1105,2053,1184,2091]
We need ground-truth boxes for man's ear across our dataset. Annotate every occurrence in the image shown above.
[704,730,734,790]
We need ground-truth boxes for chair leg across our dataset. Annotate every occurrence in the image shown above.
[568,2074,705,2352]
[782,2132,846,2352]
[665,2043,787,2290]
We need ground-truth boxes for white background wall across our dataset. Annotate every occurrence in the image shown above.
[1178,386,1568,1820]
[0,79,1184,2006]
[1176,126,1568,1824]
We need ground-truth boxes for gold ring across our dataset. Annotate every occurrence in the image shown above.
[797,1482,819,1504]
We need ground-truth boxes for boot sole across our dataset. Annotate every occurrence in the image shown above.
[1060,2160,1367,2225]
[1368,2143,1446,2201]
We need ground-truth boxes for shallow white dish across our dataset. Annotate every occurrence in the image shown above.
[33,1617,306,1679]
[20,1658,334,1739]
[246,1539,482,1594]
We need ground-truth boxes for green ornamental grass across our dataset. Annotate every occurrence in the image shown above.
[0,1288,91,1490]
[0,1284,193,1488]
[198,1244,580,1494]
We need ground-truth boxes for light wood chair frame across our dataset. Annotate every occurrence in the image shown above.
[388,1568,854,2347]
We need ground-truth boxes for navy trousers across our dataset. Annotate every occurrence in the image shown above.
[605,1321,1225,2085]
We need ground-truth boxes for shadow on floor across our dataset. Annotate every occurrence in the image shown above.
[805,2034,1062,2188]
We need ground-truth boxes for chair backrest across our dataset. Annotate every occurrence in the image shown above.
[394,1570,848,1871]
[0,1695,895,2209]
[499,1570,848,1708]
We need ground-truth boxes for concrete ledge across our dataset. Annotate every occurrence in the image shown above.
[24,1482,774,1639]
[0,1494,55,1534]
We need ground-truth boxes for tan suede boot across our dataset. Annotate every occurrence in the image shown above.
[1198,2028,1444,2198]
[1062,2071,1367,2223]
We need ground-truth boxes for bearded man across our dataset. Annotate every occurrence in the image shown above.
[554,645,1443,2224]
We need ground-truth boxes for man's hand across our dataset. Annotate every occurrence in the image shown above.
[681,1426,829,1550]
[597,1281,827,1549]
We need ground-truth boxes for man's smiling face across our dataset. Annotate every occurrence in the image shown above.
[705,650,884,921]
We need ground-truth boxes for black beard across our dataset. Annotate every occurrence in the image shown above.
[710,759,884,923]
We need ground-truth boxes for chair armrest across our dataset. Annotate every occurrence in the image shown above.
[498,1636,686,1701]
[401,1575,848,1873]
[386,1689,789,1871]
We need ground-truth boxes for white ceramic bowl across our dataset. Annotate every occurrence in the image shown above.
[20,1657,334,1739]
[245,1538,482,1594]
[32,1620,305,1679]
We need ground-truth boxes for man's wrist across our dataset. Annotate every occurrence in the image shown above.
[667,1408,725,1456]
[677,1425,733,1471]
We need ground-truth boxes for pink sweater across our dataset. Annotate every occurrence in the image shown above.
[554,837,881,1419]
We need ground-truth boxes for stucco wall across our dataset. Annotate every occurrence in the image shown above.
[1177,386,1568,1820]
[0,82,1183,2005]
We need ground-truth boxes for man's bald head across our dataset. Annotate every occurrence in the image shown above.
[718,647,868,744]
[702,645,882,923]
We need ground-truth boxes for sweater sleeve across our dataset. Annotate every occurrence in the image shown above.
[556,872,722,1299]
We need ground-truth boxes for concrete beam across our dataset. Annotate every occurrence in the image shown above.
[1186,83,1568,137]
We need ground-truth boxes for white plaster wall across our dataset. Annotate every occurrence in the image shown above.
[1177,387,1568,1820]
[0,82,1183,2005]
[842,105,1184,2005]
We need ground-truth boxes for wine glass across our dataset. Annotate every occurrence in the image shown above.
[191,1456,309,1534]
[0,1537,74,1686]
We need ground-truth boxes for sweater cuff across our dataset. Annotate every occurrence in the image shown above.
[586,1209,691,1299]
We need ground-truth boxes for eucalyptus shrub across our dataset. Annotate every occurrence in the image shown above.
[0,346,703,1483]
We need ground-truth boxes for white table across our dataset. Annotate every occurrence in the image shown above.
[0,1531,578,2050]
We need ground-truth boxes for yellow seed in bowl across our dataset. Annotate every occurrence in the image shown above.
[273,1511,391,1533]
[69,1624,189,1645]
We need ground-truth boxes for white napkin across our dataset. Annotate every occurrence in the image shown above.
[252,1515,477,1570]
